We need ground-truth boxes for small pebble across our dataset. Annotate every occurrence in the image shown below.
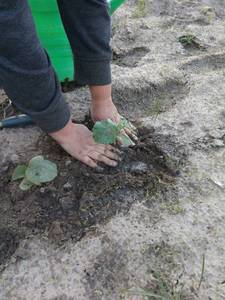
[40,187,45,193]
[59,196,75,211]
[2,165,8,172]
[212,139,224,148]
[48,221,64,241]
[65,160,72,167]
[208,130,222,139]
[94,166,105,173]
[63,182,72,191]
[60,172,67,177]
[124,161,148,174]
[130,162,148,173]
[14,248,30,260]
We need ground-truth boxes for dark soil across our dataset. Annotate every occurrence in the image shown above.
[0,122,182,267]
[0,229,19,266]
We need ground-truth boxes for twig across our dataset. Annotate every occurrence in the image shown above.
[198,254,205,290]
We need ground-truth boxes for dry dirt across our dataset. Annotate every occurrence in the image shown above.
[0,0,225,299]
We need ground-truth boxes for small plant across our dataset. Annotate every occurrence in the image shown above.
[178,35,203,49]
[129,288,184,300]
[128,280,184,300]
[128,270,186,300]
[12,155,58,191]
[161,201,186,215]
[148,98,165,117]
[92,117,136,146]
[201,6,215,23]
[128,256,206,300]
[133,0,147,18]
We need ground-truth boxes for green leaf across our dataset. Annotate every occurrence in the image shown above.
[118,134,135,147]
[12,165,27,181]
[29,155,44,164]
[25,156,58,185]
[19,178,34,191]
[117,117,129,131]
[93,119,119,144]
[118,116,137,132]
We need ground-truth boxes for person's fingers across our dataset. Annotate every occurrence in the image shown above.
[106,144,122,154]
[116,130,135,147]
[95,144,122,155]
[121,128,137,142]
[116,136,123,146]
[116,128,125,146]
[120,129,133,141]
[102,148,121,161]
[91,145,120,160]
[81,156,98,168]
[89,151,118,167]
[124,128,138,141]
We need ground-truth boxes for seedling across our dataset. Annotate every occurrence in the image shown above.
[128,256,206,300]
[128,276,184,300]
[178,35,203,49]
[133,0,147,18]
[92,117,136,146]
[128,287,183,300]
[12,155,58,191]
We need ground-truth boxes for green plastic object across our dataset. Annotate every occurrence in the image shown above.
[29,0,126,82]
[109,0,126,14]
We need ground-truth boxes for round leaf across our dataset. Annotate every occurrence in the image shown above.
[93,119,119,144]
[19,178,34,191]
[12,165,27,181]
[25,156,58,185]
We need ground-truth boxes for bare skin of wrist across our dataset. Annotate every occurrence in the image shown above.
[89,84,120,124]
[49,119,120,168]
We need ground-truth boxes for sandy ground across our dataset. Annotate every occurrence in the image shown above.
[0,0,225,299]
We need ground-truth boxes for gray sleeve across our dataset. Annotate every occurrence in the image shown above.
[0,0,70,133]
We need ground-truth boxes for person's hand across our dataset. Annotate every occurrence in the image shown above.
[90,96,138,143]
[49,120,121,168]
